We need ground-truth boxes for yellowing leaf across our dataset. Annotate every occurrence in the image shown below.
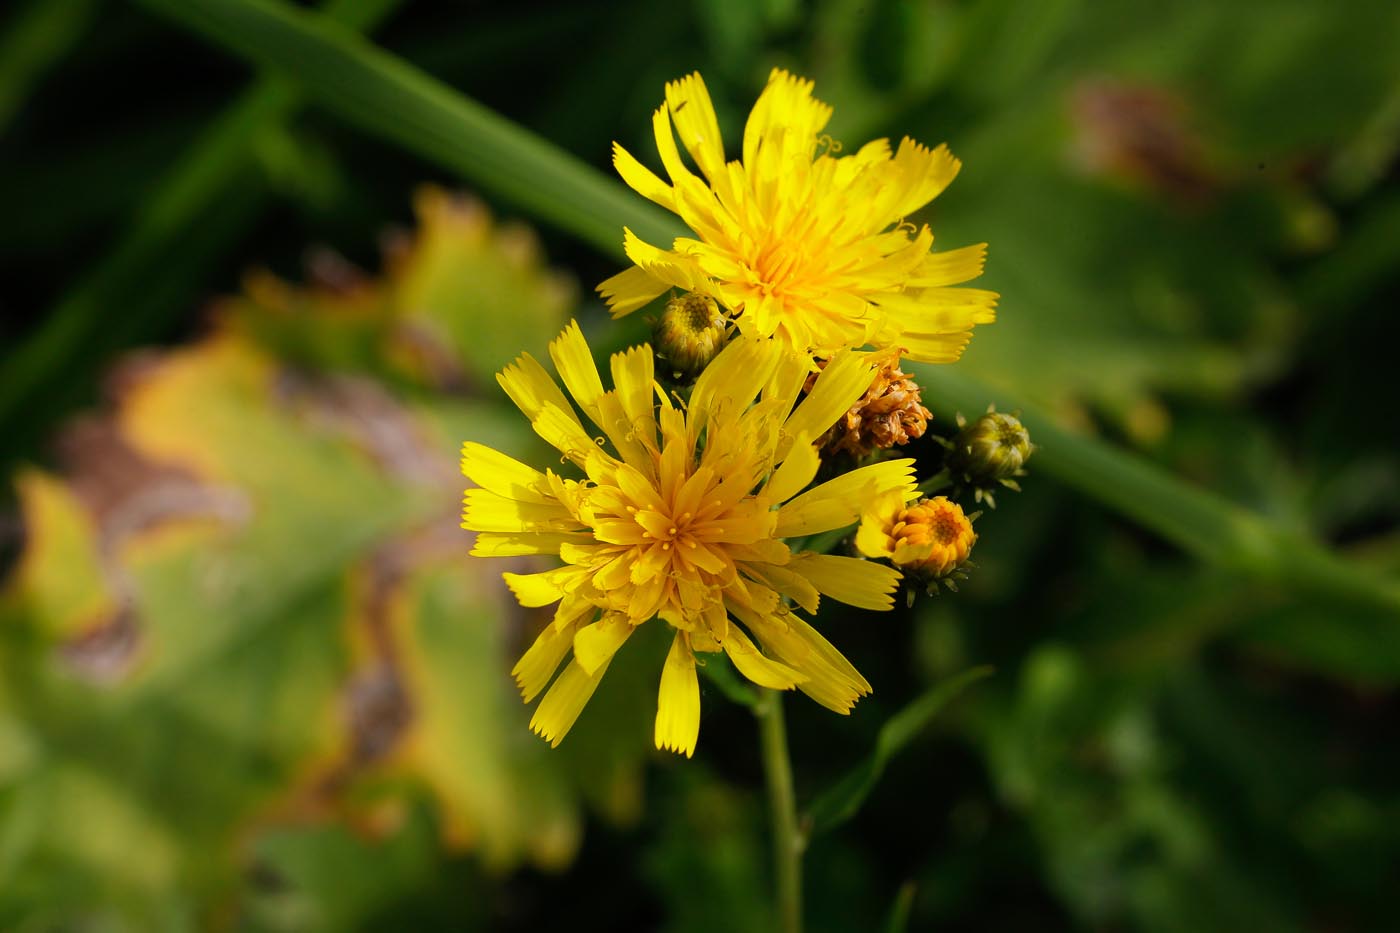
[5,469,114,639]
[392,563,581,871]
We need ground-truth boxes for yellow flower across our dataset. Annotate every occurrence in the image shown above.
[598,69,997,362]
[462,321,914,756]
[856,491,976,578]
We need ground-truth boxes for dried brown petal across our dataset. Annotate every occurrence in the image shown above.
[806,351,932,458]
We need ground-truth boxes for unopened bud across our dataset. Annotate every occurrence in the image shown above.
[945,408,1033,506]
[653,293,728,383]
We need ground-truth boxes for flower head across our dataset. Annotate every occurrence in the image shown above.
[807,349,932,459]
[856,492,976,579]
[462,321,915,756]
[599,69,997,362]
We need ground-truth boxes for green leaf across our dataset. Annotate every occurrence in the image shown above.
[2,470,115,640]
[885,880,917,933]
[0,0,99,133]
[807,666,993,835]
[391,565,581,871]
[226,185,575,387]
[244,803,454,933]
[0,190,597,924]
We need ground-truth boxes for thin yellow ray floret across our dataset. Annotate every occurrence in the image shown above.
[655,632,701,758]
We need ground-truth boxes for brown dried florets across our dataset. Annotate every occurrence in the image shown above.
[806,351,932,458]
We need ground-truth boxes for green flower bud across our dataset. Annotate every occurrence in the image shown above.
[653,293,728,384]
[945,408,1033,506]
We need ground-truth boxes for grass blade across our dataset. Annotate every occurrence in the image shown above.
[131,0,683,254]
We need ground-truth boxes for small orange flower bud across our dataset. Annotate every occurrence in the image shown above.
[857,491,977,589]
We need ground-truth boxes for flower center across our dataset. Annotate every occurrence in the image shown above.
[930,510,963,546]
[751,237,814,297]
[635,506,698,551]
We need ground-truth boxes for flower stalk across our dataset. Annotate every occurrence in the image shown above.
[757,688,805,933]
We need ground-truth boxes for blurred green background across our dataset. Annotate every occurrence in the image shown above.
[2,0,1399,930]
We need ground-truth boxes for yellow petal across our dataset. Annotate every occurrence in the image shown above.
[762,346,810,419]
[751,613,871,714]
[652,101,701,189]
[593,391,652,471]
[462,488,579,533]
[663,72,727,182]
[469,531,591,557]
[497,350,598,463]
[774,459,917,537]
[876,287,998,335]
[723,623,806,690]
[741,563,821,614]
[782,350,874,451]
[622,227,706,292]
[497,350,577,428]
[763,433,819,504]
[895,330,975,364]
[610,345,657,449]
[728,603,869,713]
[548,320,606,426]
[742,69,832,175]
[530,403,601,466]
[512,618,582,703]
[886,139,961,221]
[612,141,676,210]
[909,243,987,288]
[784,613,871,694]
[460,441,550,504]
[688,335,780,441]
[551,593,598,632]
[853,492,904,559]
[654,631,700,757]
[502,566,581,608]
[598,264,670,317]
[573,613,635,675]
[788,552,901,611]
[530,658,610,748]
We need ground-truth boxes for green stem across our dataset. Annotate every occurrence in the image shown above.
[916,468,952,496]
[757,689,804,933]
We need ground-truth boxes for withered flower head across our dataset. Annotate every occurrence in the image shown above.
[805,350,932,459]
